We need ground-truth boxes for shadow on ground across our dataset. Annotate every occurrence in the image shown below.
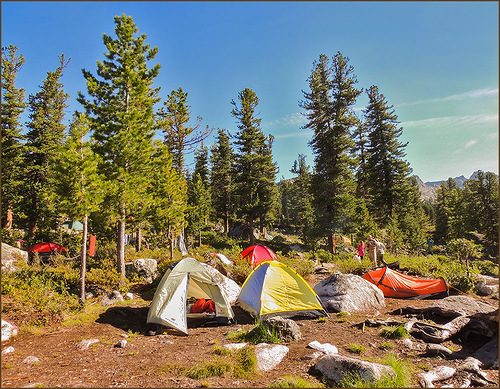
[96,306,149,333]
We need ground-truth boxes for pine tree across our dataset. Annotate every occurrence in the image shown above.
[78,14,159,282]
[232,88,278,245]
[300,52,361,252]
[158,87,211,174]
[364,85,412,225]
[210,129,235,234]
[434,178,462,244]
[53,112,105,302]
[149,141,187,259]
[1,45,27,230]
[193,143,210,185]
[463,171,499,255]
[24,54,69,241]
[186,173,211,246]
[353,117,370,198]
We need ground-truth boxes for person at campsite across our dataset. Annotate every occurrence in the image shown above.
[366,235,377,267]
[357,241,365,260]
[375,239,386,265]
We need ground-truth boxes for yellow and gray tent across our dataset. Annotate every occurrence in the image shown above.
[147,257,235,334]
[236,260,327,319]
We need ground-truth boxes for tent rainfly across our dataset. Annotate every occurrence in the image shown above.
[237,260,327,319]
[28,242,67,254]
[240,245,277,268]
[147,257,235,334]
[363,266,449,299]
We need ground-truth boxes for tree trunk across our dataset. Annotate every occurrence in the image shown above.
[224,211,229,235]
[117,209,126,284]
[328,232,335,254]
[249,218,256,246]
[80,214,88,303]
[135,228,142,252]
[5,206,13,230]
[199,230,202,247]
[170,238,174,260]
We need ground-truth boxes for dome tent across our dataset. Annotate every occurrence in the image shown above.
[237,260,327,319]
[147,258,237,334]
[240,244,277,268]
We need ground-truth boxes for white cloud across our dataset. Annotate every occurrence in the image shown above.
[464,139,477,149]
[402,114,498,129]
[397,87,498,107]
[264,112,307,129]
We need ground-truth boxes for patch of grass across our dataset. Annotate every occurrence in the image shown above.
[231,347,257,379]
[226,322,282,344]
[379,341,393,351]
[213,340,231,356]
[62,302,105,327]
[185,358,233,379]
[380,325,408,339]
[126,329,140,342]
[270,375,324,388]
[346,343,366,355]
[157,363,184,375]
[316,316,328,323]
[338,354,410,388]
[126,351,139,356]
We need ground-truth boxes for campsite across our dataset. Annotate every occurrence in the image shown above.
[2,2,498,388]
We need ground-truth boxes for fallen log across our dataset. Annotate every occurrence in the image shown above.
[417,365,456,387]
[472,336,498,369]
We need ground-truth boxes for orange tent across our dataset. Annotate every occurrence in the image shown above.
[240,245,277,267]
[362,267,448,299]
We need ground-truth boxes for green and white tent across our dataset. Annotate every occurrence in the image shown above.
[147,257,235,334]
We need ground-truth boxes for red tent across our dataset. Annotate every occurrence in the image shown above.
[240,245,277,267]
[363,266,448,299]
[29,242,68,254]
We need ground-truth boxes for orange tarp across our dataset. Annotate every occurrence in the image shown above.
[363,267,448,299]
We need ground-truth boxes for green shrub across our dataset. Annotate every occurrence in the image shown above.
[380,325,408,339]
[230,258,253,285]
[86,267,127,294]
[1,266,81,327]
[280,256,315,277]
[185,357,233,379]
[314,249,334,263]
[270,375,324,388]
[379,341,393,350]
[473,260,499,277]
[226,321,282,344]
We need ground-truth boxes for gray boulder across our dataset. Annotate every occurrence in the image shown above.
[125,258,158,283]
[77,338,100,350]
[22,356,40,364]
[114,339,127,348]
[262,317,301,342]
[314,354,396,385]
[1,242,28,272]
[314,273,385,313]
[254,343,289,371]
[1,319,18,343]
[102,290,124,306]
[2,346,15,354]
[401,296,497,319]
[476,281,499,297]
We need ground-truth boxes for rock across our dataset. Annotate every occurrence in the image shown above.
[101,290,124,306]
[1,242,28,272]
[314,273,385,313]
[200,262,241,305]
[85,292,94,299]
[307,340,338,355]
[124,292,134,300]
[314,354,396,385]
[2,346,15,354]
[400,296,497,319]
[1,319,18,343]
[301,351,324,361]
[425,344,453,357]
[472,336,498,369]
[223,342,248,351]
[125,258,158,284]
[22,383,44,388]
[476,281,498,297]
[254,343,289,371]
[262,317,301,342]
[114,339,127,348]
[402,339,413,349]
[22,356,40,364]
[77,338,99,350]
[417,365,456,387]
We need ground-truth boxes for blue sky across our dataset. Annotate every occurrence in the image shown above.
[2,1,498,182]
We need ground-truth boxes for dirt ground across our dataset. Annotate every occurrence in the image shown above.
[1,274,498,388]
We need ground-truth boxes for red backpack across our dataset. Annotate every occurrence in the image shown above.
[190,298,215,313]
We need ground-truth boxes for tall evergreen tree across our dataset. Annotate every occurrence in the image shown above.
[463,171,499,255]
[434,178,463,244]
[186,173,211,246]
[300,52,361,253]
[353,117,370,198]
[149,141,187,259]
[158,87,211,174]
[24,54,69,241]
[210,129,235,234]
[232,88,278,245]
[1,45,27,230]
[78,14,159,282]
[53,112,105,302]
[193,143,210,185]
[364,85,412,225]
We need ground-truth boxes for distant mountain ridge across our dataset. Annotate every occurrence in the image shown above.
[413,170,497,201]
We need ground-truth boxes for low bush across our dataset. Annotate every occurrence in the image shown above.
[280,255,315,277]
[1,265,81,327]
[226,321,282,344]
[86,267,128,294]
[230,258,253,285]
[346,343,365,354]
